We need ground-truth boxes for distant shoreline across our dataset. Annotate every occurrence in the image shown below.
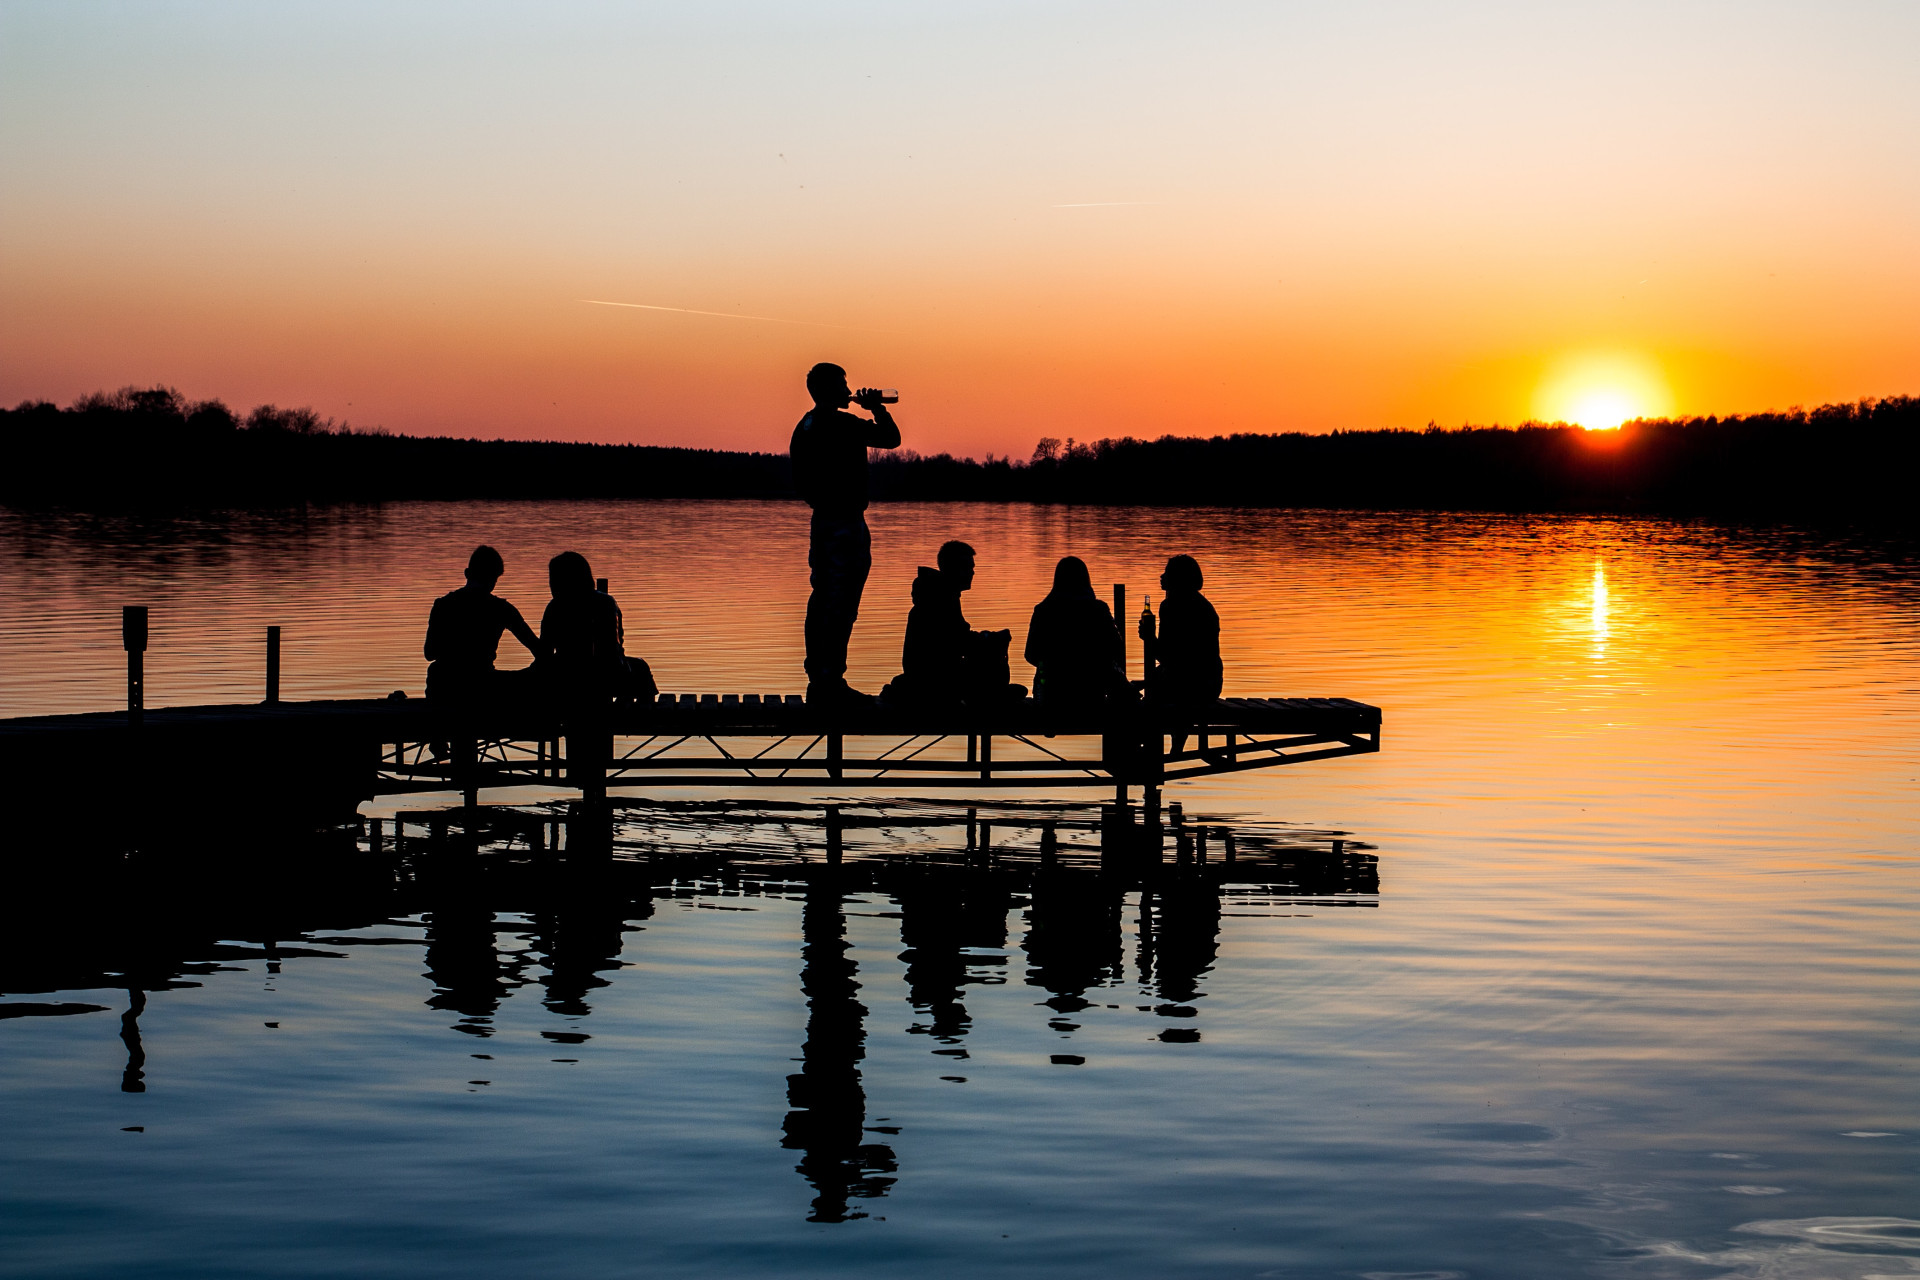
[4,387,1914,525]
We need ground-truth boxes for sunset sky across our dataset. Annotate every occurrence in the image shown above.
[3,1,1915,457]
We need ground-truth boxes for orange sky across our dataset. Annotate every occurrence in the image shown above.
[3,2,1916,457]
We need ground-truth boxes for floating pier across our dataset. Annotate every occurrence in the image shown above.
[0,607,1380,840]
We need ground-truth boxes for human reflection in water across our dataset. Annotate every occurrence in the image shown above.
[780,872,896,1222]
[422,899,527,1037]
[1022,870,1125,1022]
[533,868,648,1021]
[1138,879,1221,1039]
[119,987,146,1093]
[895,875,1012,1049]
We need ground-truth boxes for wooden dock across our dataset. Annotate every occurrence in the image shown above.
[0,691,1380,839]
[0,603,1378,840]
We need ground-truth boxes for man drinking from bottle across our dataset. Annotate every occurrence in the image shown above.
[790,362,901,705]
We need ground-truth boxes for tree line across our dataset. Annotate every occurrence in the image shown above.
[3,385,1914,523]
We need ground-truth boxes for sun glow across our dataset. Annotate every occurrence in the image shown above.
[1534,352,1674,430]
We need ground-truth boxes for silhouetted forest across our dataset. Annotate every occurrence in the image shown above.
[4,386,1914,523]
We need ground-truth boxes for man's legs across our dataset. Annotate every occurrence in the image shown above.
[804,513,872,694]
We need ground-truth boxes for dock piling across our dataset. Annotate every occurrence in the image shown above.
[122,606,147,728]
[265,626,281,704]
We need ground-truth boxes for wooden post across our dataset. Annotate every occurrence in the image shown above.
[979,732,991,782]
[1113,583,1126,679]
[828,733,843,780]
[265,626,281,704]
[122,606,148,729]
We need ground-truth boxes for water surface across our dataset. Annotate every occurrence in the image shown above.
[1,501,1915,1279]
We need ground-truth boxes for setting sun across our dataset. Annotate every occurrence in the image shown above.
[1533,352,1674,430]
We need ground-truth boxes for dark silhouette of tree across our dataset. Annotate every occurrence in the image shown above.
[4,385,1914,523]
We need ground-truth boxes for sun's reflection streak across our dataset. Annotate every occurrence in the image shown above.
[1590,558,1610,658]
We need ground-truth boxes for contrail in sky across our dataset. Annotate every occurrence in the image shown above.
[580,299,851,328]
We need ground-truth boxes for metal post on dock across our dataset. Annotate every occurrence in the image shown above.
[122,606,147,729]
[265,626,281,704]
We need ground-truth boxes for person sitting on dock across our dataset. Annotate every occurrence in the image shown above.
[881,540,1024,710]
[1139,553,1222,729]
[1024,555,1127,714]
[423,545,543,704]
[537,551,653,798]
[537,552,655,706]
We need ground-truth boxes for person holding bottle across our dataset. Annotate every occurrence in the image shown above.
[1138,553,1222,715]
[790,362,901,706]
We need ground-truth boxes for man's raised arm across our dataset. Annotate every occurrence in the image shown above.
[853,389,902,450]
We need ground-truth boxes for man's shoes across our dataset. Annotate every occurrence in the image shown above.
[807,680,877,709]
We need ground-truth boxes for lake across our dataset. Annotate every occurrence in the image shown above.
[1,500,1915,1279]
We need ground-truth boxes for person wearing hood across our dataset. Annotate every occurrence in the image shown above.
[1023,555,1126,712]
[885,540,1021,708]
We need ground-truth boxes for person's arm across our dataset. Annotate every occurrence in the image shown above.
[503,601,543,658]
[851,393,902,449]
[424,597,445,661]
[1102,604,1124,666]
[1023,605,1046,670]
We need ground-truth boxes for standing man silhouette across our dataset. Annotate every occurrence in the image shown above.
[791,363,901,705]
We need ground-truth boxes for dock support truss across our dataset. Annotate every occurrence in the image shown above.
[370,697,1381,796]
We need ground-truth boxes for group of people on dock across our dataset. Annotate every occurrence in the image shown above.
[422,363,1222,720]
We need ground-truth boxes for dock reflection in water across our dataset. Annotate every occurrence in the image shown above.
[5,801,1374,1227]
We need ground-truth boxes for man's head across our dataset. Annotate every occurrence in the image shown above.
[1161,554,1203,594]
[465,544,505,590]
[937,540,976,591]
[806,362,851,410]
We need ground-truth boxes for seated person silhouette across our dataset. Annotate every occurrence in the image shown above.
[537,551,655,706]
[537,552,654,796]
[1024,555,1127,714]
[881,540,1025,710]
[424,544,543,705]
[1140,553,1223,722]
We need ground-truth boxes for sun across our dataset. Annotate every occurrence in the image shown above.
[1533,352,1673,430]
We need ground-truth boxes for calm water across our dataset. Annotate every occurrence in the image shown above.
[1,501,1916,1279]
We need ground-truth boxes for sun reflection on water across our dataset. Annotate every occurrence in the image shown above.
[1590,558,1610,655]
